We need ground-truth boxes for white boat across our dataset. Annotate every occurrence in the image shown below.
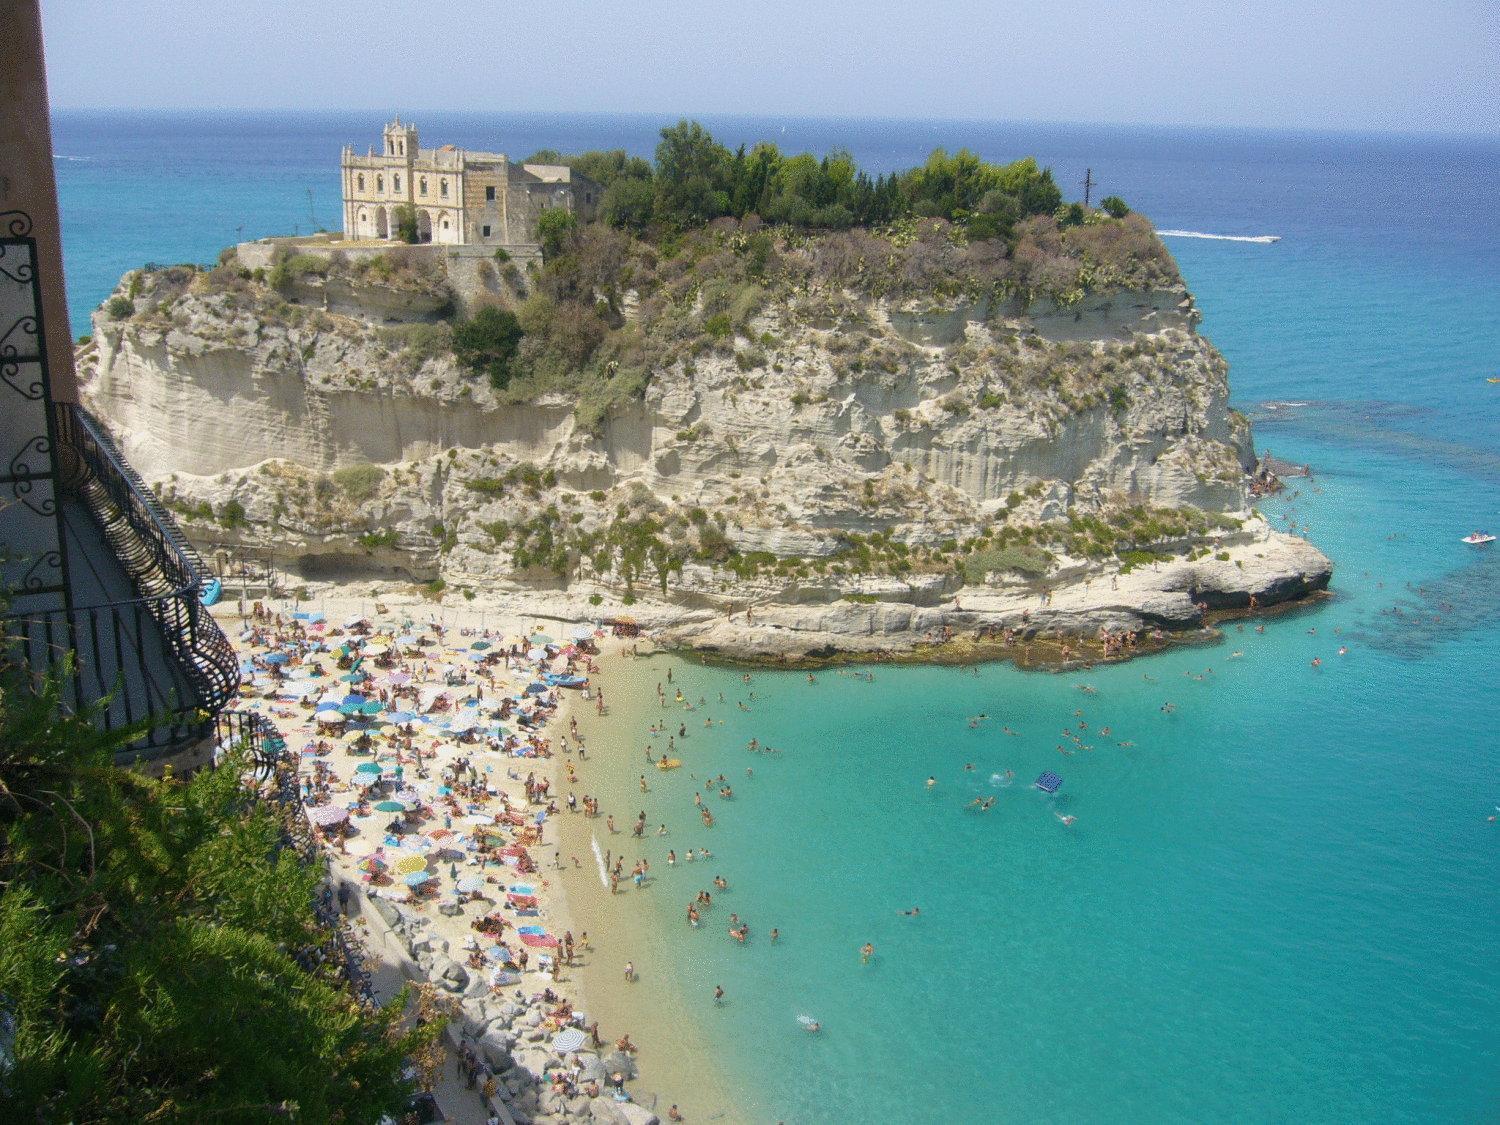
[1461,532,1496,545]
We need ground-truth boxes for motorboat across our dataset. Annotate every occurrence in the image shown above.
[1461,532,1496,545]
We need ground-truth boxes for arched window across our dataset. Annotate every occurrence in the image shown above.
[398,141,405,156]
[440,179,449,198]
[393,174,401,192]
[376,174,384,192]
[420,177,427,195]
[357,174,365,191]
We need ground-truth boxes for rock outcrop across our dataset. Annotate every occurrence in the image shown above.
[80,240,1330,660]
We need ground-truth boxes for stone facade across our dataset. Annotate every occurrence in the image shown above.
[340,118,599,250]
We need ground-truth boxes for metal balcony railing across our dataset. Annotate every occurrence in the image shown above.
[3,401,242,757]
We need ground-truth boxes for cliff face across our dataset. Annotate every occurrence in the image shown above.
[81,244,1328,656]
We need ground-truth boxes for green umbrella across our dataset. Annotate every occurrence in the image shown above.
[373,800,407,812]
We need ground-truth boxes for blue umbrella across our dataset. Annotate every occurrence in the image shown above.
[315,701,341,712]
[340,671,368,682]
[387,711,417,723]
[262,652,290,665]
[340,694,366,707]
[403,871,433,886]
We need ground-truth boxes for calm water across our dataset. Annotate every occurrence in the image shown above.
[53,113,1500,1121]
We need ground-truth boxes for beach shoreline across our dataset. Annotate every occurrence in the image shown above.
[218,592,707,1123]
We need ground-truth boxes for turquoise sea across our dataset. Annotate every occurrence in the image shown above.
[52,113,1500,1121]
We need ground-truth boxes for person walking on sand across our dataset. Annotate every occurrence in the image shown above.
[624,961,635,982]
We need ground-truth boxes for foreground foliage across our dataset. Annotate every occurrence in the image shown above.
[0,667,429,1121]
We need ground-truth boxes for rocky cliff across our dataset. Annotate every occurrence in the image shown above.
[81,230,1330,661]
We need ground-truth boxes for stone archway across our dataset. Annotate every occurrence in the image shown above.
[417,210,433,244]
[374,206,389,239]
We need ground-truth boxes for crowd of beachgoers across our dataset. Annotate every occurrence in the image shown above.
[227,601,676,1124]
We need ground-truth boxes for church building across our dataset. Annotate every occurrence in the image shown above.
[340,118,600,249]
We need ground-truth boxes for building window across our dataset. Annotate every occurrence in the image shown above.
[420,177,427,195]
[441,219,449,229]
[376,174,383,191]
[482,224,491,237]
[393,174,401,192]
[357,174,365,191]
[441,180,449,198]
[485,186,496,202]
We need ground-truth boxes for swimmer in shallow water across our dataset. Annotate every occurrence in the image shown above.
[1055,813,1077,826]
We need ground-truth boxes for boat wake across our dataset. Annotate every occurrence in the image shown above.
[590,835,609,890]
[1158,229,1281,244]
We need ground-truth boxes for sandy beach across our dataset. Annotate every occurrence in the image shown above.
[215,585,738,1123]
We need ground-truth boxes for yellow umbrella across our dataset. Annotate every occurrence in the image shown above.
[392,854,429,875]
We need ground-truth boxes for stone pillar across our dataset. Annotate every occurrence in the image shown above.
[1,0,77,401]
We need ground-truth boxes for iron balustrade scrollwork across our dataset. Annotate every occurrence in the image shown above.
[0,210,36,283]
[4,403,241,755]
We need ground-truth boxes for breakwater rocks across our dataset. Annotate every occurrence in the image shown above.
[369,896,660,1125]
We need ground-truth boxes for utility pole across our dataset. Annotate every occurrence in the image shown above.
[306,188,318,232]
[1082,168,1095,209]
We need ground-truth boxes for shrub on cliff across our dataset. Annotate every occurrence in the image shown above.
[452,305,524,389]
[105,295,134,319]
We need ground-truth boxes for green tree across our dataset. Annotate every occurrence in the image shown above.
[602,176,655,231]
[653,120,733,227]
[1100,195,1131,219]
[452,305,525,388]
[536,207,578,261]
[393,203,419,244]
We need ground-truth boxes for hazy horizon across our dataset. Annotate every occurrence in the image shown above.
[39,0,1500,138]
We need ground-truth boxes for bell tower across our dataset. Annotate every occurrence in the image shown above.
[382,116,418,162]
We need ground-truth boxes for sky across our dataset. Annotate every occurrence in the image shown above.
[39,0,1500,135]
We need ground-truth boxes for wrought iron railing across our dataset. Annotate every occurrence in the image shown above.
[3,401,241,756]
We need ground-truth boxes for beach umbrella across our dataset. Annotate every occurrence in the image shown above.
[316,711,346,725]
[354,762,383,776]
[394,789,423,804]
[339,671,368,683]
[392,854,429,875]
[386,710,417,723]
[526,647,546,661]
[340,693,366,707]
[358,855,386,873]
[262,652,290,665]
[403,871,433,886]
[571,625,594,641]
[373,800,408,813]
[456,876,485,893]
[388,672,412,686]
[530,633,553,645]
[307,805,348,826]
[552,1028,586,1054]
[471,640,492,651]
[314,700,340,711]
[358,700,384,715]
